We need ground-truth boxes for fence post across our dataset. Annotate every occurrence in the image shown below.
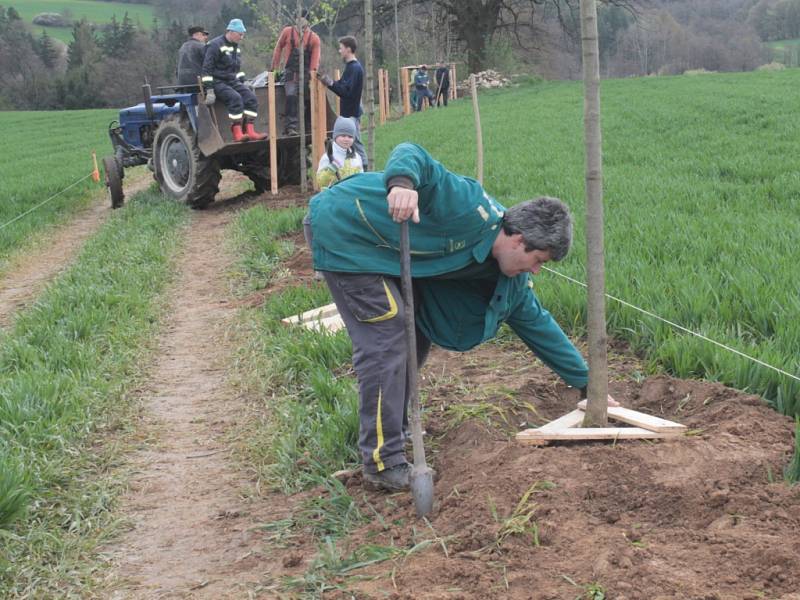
[267,71,278,195]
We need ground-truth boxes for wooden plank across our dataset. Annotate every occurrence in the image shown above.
[517,427,676,446]
[282,303,339,325]
[267,71,278,195]
[576,401,687,433]
[537,409,585,432]
[305,314,345,333]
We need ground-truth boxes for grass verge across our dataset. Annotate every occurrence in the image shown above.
[0,191,188,596]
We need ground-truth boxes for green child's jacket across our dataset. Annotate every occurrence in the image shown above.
[309,143,588,387]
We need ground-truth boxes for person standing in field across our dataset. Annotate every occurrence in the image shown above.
[317,36,367,168]
[201,19,267,142]
[271,9,321,136]
[434,61,450,107]
[305,142,615,492]
[176,25,208,88]
[413,65,435,111]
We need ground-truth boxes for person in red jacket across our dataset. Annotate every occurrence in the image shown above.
[271,9,321,135]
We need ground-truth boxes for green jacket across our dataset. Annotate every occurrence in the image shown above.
[308,143,588,387]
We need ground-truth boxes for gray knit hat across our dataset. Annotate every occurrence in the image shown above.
[332,116,357,140]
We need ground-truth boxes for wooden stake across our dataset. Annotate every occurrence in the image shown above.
[297,1,307,193]
[364,0,375,170]
[267,71,278,195]
[402,67,411,115]
[334,68,341,113]
[579,0,609,427]
[378,68,386,124]
[317,72,327,142]
[450,63,457,101]
[310,71,320,191]
[470,74,483,185]
[384,70,391,118]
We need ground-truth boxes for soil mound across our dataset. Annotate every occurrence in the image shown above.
[319,346,798,599]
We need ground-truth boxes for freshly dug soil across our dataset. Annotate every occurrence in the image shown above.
[272,247,800,599]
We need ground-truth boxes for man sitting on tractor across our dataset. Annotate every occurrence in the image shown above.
[201,19,266,142]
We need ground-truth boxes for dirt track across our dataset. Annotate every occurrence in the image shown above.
[104,180,315,599]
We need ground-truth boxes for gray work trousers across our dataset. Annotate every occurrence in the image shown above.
[304,217,430,473]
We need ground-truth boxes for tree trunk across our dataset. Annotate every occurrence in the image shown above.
[297,0,307,193]
[579,0,609,428]
[365,0,375,170]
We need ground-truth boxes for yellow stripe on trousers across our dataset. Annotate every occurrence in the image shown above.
[372,387,385,471]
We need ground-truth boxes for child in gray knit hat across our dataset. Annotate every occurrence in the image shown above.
[316,116,364,188]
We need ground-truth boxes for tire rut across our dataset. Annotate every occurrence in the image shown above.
[106,184,281,599]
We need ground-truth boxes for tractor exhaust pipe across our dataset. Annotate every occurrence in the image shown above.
[143,83,154,122]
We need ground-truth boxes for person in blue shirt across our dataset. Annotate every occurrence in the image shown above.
[413,65,435,111]
[318,36,367,168]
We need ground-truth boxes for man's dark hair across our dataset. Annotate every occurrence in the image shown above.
[501,196,573,261]
[338,36,357,53]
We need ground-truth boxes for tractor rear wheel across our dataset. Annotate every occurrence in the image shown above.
[153,114,220,209]
[103,155,124,209]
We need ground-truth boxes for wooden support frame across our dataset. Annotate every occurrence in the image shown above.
[516,402,686,446]
[400,63,457,115]
[267,71,278,195]
[282,303,345,333]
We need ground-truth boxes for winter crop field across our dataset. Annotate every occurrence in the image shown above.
[375,69,800,417]
[14,0,155,42]
[0,109,116,271]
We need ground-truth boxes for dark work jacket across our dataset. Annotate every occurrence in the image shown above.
[435,66,450,89]
[176,38,206,85]
[201,34,243,84]
[329,58,364,119]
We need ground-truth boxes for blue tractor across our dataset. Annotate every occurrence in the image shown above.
[103,81,335,208]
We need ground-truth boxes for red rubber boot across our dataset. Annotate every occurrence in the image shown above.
[244,118,267,141]
[231,121,249,142]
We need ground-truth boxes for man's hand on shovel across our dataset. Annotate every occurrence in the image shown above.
[387,187,420,223]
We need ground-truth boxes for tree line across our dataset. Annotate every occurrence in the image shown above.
[0,0,787,111]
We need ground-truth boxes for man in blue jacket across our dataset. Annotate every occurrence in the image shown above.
[201,19,266,142]
[318,36,367,168]
[307,143,590,492]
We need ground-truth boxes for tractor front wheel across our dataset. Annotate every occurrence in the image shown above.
[103,155,124,209]
[153,115,220,209]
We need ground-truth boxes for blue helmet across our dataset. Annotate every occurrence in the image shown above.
[227,18,246,33]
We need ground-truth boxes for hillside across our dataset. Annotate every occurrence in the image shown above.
[13,0,154,42]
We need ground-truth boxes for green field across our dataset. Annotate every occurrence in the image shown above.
[0,193,188,595]
[0,109,117,272]
[11,0,155,42]
[377,70,800,413]
[372,69,800,416]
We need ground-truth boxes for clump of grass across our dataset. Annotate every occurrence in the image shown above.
[784,417,800,485]
[228,205,360,493]
[0,192,188,595]
[228,205,306,290]
[491,481,556,548]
